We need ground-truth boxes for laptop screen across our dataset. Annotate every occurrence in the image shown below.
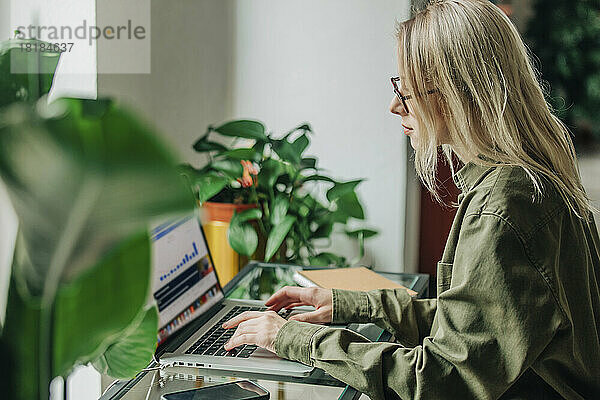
[150,215,224,345]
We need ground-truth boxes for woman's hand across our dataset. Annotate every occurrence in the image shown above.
[265,286,333,324]
[222,311,286,353]
[221,286,333,352]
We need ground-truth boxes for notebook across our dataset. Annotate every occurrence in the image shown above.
[293,266,417,296]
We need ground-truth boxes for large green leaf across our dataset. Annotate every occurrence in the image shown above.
[291,134,309,157]
[2,272,40,400]
[335,191,365,220]
[92,306,158,379]
[284,123,312,137]
[296,219,312,242]
[326,179,364,202]
[312,221,334,239]
[228,209,262,256]
[258,158,285,189]
[0,99,193,296]
[297,203,311,218]
[194,172,230,204]
[211,159,243,178]
[0,98,194,399]
[216,148,261,162]
[213,120,267,141]
[52,232,153,377]
[270,194,289,226]
[253,140,266,155]
[265,215,296,261]
[300,157,317,170]
[228,222,258,256]
[271,138,301,165]
[192,138,228,153]
[330,209,351,224]
[231,208,262,224]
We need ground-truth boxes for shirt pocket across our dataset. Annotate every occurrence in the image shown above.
[437,261,453,295]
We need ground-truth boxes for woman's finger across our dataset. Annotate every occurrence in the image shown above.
[224,333,258,351]
[265,286,306,307]
[284,302,309,309]
[289,308,330,324]
[266,298,301,312]
[222,311,263,329]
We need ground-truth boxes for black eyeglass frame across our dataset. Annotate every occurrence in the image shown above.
[391,76,438,114]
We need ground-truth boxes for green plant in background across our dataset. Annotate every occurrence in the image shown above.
[0,40,195,400]
[525,0,600,145]
[183,120,378,267]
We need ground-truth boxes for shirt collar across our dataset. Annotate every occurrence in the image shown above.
[453,160,496,193]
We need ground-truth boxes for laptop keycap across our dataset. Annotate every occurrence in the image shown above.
[237,348,254,358]
[214,347,228,357]
[226,347,240,357]
[203,347,218,356]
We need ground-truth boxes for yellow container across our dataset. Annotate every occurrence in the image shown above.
[200,202,258,286]
[202,220,239,286]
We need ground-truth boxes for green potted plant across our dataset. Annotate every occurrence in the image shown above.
[182,120,378,276]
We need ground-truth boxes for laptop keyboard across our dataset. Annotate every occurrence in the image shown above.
[185,306,293,358]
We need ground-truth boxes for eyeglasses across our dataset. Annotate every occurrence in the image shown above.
[390,77,438,114]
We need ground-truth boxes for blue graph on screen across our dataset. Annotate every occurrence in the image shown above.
[159,242,199,282]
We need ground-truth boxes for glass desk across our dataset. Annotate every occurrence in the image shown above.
[100,262,429,400]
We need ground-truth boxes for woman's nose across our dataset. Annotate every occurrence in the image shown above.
[389,96,407,117]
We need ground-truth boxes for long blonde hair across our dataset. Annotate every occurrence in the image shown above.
[397,0,593,218]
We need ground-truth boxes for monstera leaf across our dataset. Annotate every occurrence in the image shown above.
[0,98,194,399]
[91,305,159,379]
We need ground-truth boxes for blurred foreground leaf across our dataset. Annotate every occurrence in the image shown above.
[92,306,159,379]
[53,233,153,377]
[0,98,194,399]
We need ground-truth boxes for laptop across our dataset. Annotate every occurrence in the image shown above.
[151,213,314,377]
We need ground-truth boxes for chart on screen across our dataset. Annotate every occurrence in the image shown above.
[150,215,223,344]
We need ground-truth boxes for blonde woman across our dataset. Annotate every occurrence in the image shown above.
[223,1,600,398]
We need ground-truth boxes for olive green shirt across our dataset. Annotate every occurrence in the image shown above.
[274,162,600,399]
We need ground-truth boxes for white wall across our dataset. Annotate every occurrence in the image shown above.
[233,0,412,272]
[98,0,235,164]
[0,0,8,40]
[579,154,600,234]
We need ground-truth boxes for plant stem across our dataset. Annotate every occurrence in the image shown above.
[257,201,268,237]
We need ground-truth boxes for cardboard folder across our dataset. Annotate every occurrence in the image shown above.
[293,266,417,296]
